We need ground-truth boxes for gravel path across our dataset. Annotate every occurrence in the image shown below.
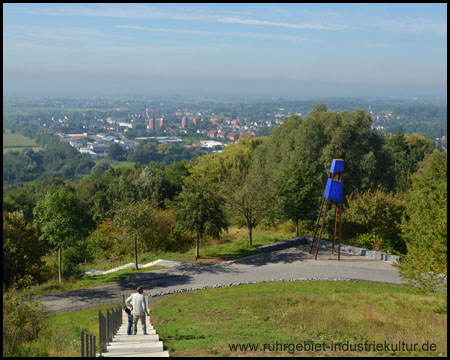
[39,245,402,313]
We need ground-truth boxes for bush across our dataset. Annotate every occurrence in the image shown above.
[3,286,47,357]
[342,189,406,254]
[3,211,46,287]
[354,232,374,249]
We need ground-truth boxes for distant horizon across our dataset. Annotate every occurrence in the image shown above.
[4,3,447,100]
[3,89,447,103]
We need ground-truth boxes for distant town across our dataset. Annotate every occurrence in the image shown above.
[4,97,447,158]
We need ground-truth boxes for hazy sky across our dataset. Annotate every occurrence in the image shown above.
[3,3,447,99]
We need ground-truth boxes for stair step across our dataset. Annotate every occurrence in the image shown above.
[102,350,169,357]
[100,309,168,357]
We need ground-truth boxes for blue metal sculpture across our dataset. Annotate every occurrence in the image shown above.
[309,159,344,260]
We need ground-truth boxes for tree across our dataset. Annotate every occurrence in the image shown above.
[385,132,438,192]
[108,143,125,161]
[135,162,171,208]
[260,108,396,198]
[3,211,46,287]
[3,187,37,224]
[385,132,411,191]
[164,159,190,199]
[175,169,228,260]
[226,167,272,247]
[394,152,447,291]
[112,199,162,270]
[192,138,268,248]
[33,189,89,283]
[276,161,319,237]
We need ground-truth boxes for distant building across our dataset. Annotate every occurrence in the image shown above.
[117,122,133,129]
[147,118,158,130]
[208,130,217,138]
[79,149,98,159]
[69,141,86,150]
[89,144,109,153]
[228,132,239,142]
[181,117,188,128]
[67,133,87,137]
[103,135,118,142]
[239,132,254,138]
[97,132,109,139]
[192,118,199,127]
[199,140,224,149]
[120,141,135,149]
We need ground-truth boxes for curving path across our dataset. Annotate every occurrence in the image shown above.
[39,244,402,313]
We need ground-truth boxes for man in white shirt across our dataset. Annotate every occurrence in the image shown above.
[126,286,150,335]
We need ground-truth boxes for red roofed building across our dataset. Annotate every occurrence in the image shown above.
[208,130,217,138]
[227,132,239,142]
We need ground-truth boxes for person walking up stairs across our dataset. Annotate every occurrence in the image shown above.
[102,286,169,357]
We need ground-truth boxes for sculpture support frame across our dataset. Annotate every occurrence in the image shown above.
[310,160,344,261]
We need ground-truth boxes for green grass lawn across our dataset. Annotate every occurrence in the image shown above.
[3,132,41,153]
[138,226,299,265]
[150,281,447,357]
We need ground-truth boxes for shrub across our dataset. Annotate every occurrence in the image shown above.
[343,189,406,254]
[3,287,47,357]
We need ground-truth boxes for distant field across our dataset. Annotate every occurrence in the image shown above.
[93,159,137,168]
[3,132,41,153]
[3,106,111,113]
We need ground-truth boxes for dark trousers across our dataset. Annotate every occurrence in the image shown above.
[127,314,133,335]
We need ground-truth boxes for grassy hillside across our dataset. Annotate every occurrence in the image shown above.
[150,280,447,357]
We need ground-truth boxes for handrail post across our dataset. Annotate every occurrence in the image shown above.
[81,331,85,357]
[99,310,106,356]
[81,331,97,357]
[89,333,93,357]
[92,305,124,357]
[107,310,110,344]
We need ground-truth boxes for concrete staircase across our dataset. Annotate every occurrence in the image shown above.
[101,312,169,357]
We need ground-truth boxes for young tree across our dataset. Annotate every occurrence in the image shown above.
[226,167,272,247]
[112,199,162,270]
[33,189,89,283]
[394,152,447,291]
[175,170,228,260]
[276,161,319,237]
